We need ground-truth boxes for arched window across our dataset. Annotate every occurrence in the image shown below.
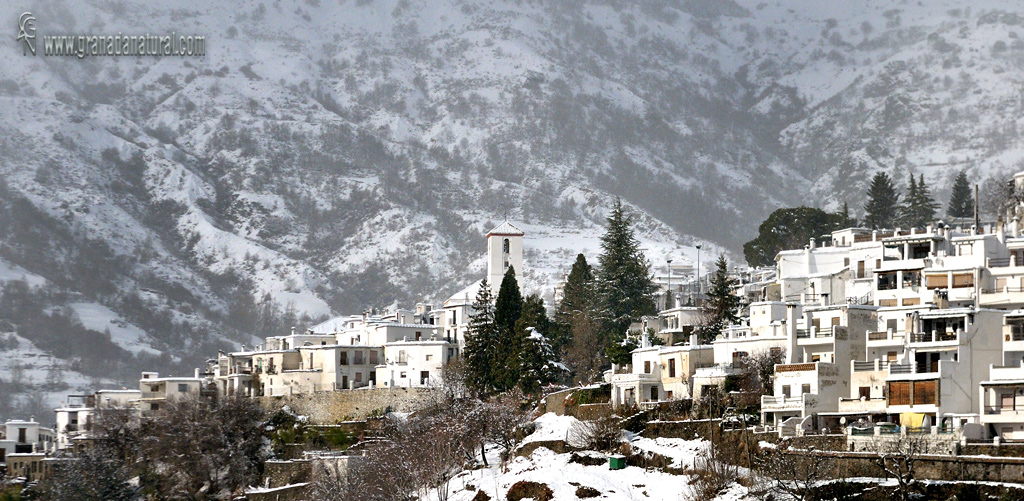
[503,238,510,253]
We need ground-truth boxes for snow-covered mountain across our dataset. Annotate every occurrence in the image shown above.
[1,0,1022,414]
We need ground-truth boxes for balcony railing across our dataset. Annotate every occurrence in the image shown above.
[815,327,833,338]
[889,364,913,374]
[796,329,810,339]
[910,330,960,343]
[990,258,1012,268]
[984,406,1024,415]
[853,360,889,372]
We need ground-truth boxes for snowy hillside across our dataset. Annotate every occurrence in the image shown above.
[2,0,1024,414]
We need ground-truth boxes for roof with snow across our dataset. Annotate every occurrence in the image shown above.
[486,220,524,237]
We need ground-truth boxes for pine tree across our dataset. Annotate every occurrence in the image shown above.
[493,267,524,391]
[596,198,657,365]
[464,279,499,393]
[948,170,974,221]
[517,327,566,394]
[553,253,595,354]
[864,172,900,229]
[696,254,740,344]
[839,201,855,227]
[514,295,561,392]
[898,172,918,228]
[913,173,939,227]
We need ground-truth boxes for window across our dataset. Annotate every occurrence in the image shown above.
[18,428,26,443]
[886,319,898,332]
[400,372,407,379]
[178,384,189,393]
[668,358,676,378]
[665,391,673,400]
[914,380,937,405]
[650,386,658,401]
[926,274,948,289]
[859,386,871,399]
[503,238,510,253]
[644,361,651,373]
[370,351,379,365]
[354,372,362,383]
[354,351,365,365]
[952,273,974,288]
[151,403,160,411]
[811,354,821,362]
[426,354,433,361]
[342,376,348,389]
[420,371,430,384]
[415,331,422,341]
[801,384,811,395]
[340,352,348,365]
[844,257,850,267]
[887,351,898,362]
[889,381,911,406]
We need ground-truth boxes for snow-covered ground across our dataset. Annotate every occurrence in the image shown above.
[425,412,753,501]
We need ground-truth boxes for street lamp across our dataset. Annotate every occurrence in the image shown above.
[695,244,702,300]
[666,259,673,310]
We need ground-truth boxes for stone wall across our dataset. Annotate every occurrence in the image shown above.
[781,449,1024,483]
[259,387,433,423]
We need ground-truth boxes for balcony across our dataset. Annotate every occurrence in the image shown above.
[853,360,889,372]
[761,394,806,412]
[909,329,961,344]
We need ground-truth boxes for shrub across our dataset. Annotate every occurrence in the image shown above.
[507,481,554,501]
[567,415,623,451]
[576,486,601,498]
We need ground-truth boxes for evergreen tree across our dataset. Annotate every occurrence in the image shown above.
[494,266,523,336]
[553,253,595,354]
[913,173,939,227]
[696,254,740,344]
[840,201,856,227]
[948,170,974,220]
[743,207,848,267]
[517,328,565,394]
[464,279,499,393]
[898,172,918,228]
[863,172,900,229]
[514,295,562,392]
[492,266,524,391]
[596,198,657,365]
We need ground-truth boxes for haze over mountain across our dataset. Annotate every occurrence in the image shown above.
[1,0,1023,413]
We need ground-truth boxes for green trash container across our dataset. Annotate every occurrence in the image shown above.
[609,455,626,470]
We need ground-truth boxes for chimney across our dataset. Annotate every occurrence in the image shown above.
[926,223,933,234]
[809,237,816,249]
[872,230,878,242]
[690,333,698,346]
[1014,216,1021,238]
[194,368,200,378]
[910,227,917,235]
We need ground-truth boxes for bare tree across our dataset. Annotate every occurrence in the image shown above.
[482,389,532,461]
[741,348,785,396]
[874,435,925,501]
[567,414,623,451]
[139,394,267,498]
[38,444,136,501]
[756,441,833,501]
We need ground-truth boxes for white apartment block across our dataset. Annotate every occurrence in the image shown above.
[54,389,141,450]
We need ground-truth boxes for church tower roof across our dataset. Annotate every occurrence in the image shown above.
[486,220,524,237]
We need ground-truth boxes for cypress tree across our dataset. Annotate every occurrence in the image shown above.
[464,279,498,393]
[494,266,523,336]
[864,172,900,229]
[948,170,974,220]
[696,254,740,345]
[493,266,524,391]
[597,198,656,365]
